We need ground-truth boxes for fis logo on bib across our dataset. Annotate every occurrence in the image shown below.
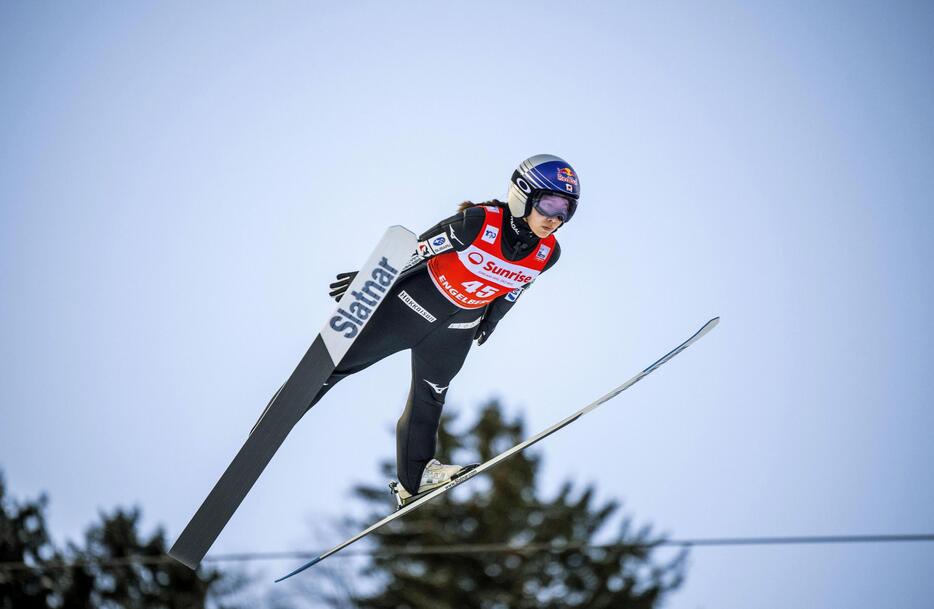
[482,225,499,244]
[329,257,399,339]
[536,244,551,261]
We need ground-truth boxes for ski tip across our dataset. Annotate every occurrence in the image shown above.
[692,317,720,341]
[274,556,322,583]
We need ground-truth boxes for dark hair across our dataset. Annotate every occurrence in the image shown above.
[457,199,508,214]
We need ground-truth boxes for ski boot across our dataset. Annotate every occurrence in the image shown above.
[388,459,480,510]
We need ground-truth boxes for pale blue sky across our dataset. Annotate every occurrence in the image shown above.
[2,2,932,607]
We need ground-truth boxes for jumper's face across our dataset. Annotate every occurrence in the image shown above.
[526,206,564,238]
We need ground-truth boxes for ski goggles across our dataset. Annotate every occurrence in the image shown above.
[532,192,577,223]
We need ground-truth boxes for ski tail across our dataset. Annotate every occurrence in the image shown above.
[168,226,417,569]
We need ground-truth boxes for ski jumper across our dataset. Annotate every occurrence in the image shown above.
[305,204,559,494]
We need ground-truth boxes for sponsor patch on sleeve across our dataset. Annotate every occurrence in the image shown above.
[430,233,452,253]
[505,287,523,302]
[417,232,454,258]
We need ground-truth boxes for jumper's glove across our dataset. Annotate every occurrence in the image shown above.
[328,271,358,302]
[474,319,497,345]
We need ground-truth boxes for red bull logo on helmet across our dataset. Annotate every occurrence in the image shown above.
[556,167,578,186]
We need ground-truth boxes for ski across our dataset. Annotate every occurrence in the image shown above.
[275,316,720,582]
[169,226,418,570]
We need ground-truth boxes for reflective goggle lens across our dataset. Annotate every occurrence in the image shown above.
[534,193,575,222]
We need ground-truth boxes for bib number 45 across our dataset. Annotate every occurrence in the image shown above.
[461,280,499,298]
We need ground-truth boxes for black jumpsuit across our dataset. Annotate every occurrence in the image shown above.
[306,203,561,494]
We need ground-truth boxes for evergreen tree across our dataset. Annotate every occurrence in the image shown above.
[65,506,244,609]
[0,470,248,609]
[0,473,61,609]
[324,400,687,609]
